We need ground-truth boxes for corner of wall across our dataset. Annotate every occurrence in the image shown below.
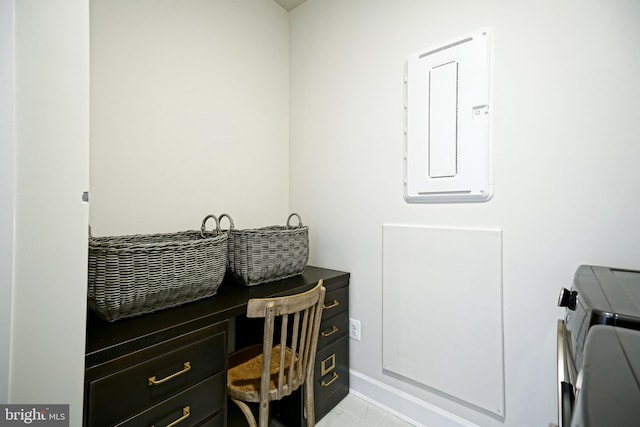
[0,0,16,404]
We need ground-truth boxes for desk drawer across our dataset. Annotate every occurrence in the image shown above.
[116,372,225,427]
[322,287,348,319]
[88,331,225,426]
[318,311,348,349]
[314,336,349,420]
[196,411,224,427]
[195,412,226,427]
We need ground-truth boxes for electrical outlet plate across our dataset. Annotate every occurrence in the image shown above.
[349,318,361,341]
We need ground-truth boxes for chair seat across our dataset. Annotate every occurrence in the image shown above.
[227,344,298,403]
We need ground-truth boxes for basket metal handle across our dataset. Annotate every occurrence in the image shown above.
[218,213,235,231]
[200,214,220,238]
[287,213,303,228]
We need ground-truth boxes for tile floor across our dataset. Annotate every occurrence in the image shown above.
[316,393,416,427]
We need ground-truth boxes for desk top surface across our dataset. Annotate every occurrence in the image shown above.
[85,266,349,367]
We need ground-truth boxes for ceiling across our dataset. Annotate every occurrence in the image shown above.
[273,0,307,11]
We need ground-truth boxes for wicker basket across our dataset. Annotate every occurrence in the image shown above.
[220,213,309,286]
[87,215,227,322]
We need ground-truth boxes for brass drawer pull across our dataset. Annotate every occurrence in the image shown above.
[323,300,340,310]
[321,372,339,387]
[152,406,190,427]
[148,362,191,386]
[321,326,339,337]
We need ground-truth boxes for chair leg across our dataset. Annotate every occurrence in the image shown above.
[230,397,258,427]
[258,398,270,427]
[304,379,316,427]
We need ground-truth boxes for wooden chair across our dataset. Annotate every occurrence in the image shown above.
[227,280,326,427]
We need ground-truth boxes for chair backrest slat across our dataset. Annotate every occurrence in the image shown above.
[261,303,276,400]
[288,310,301,390]
[278,313,289,393]
[297,306,309,383]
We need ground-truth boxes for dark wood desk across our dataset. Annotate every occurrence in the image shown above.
[84,266,350,427]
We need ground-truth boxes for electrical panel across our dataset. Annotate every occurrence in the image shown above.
[404,28,494,203]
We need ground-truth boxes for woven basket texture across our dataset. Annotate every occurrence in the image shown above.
[88,229,227,322]
[223,214,309,286]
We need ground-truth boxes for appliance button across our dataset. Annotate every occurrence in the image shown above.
[558,288,578,310]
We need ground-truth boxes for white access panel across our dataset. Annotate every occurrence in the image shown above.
[404,28,494,203]
[382,224,504,416]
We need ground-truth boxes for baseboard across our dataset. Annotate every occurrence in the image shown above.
[349,370,479,427]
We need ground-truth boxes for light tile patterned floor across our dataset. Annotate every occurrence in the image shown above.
[317,394,416,427]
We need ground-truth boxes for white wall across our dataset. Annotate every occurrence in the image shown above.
[290,1,640,426]
[12,0,90,424]
[0,0,15,404]
[90,0,290,235]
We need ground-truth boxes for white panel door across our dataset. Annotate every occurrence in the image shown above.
[12,1,90,423]
[382,224,504,416]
